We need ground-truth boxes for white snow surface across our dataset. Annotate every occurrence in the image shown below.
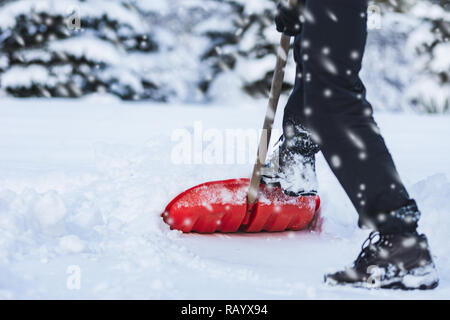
[0,97,449,299]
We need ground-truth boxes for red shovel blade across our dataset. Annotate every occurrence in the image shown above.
[162,178,320,233]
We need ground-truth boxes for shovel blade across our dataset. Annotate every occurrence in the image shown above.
[162,179,320,233]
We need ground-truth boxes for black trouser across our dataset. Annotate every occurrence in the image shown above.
[284,0,416,233]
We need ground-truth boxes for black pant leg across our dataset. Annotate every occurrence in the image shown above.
[283,35,305,128]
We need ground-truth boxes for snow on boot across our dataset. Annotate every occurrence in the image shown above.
[261,122,320,196]
[324,231,439,290]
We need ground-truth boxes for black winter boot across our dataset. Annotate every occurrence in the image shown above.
[261,122,320,196]
[324,231,439,290]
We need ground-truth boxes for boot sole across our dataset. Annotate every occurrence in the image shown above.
[324,265,439,291]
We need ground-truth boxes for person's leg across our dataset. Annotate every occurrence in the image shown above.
[300,0,417,234]
[283,35,306,127]
[278,0,439,290]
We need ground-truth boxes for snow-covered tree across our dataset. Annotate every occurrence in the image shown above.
[0,0,448,113]
[0,0,167,100]
[402,0,450,113]
[134,0,238,102]
[369,0,449,113]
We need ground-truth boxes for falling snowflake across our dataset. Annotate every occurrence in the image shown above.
[331,155,341,168]
[350,51,360,60]
[326,10,338,23]
[323,88,332,97]
[322,57,338,75]
[347,130,366,150]
[305,73,312,82]
[364,108,372,116]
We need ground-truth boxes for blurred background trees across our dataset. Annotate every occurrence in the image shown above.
[0,0,448,113]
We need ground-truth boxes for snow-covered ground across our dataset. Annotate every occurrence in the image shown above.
[0,96,449,299]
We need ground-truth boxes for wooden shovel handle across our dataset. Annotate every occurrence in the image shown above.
[247,0,298,206]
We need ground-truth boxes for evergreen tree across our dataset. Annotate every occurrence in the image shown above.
[402,0,450,113]
[0,0,165,100]
[202,0,295,99]
[0,0,447,113]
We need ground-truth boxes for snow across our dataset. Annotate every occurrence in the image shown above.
[410,1,450,21]
[430,43,450,73]
[0,0,147,32]
[49,36,121,65]
[0,97,449,299]
[231,0,275,15]
[1,65,51,88]
[405,77,450,114]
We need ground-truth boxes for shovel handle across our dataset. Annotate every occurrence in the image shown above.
[247,0,298,206]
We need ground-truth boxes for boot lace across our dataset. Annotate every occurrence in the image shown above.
[354,231,385,268]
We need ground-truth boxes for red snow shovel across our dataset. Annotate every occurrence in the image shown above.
[162,0,320,233]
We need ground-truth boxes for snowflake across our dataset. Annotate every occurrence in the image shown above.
[330,155,341,168]
[327,10,338,23]
[350,51,360,60]
[305,73,312,82]
[364,108,372,116]
[323,88,332,97]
